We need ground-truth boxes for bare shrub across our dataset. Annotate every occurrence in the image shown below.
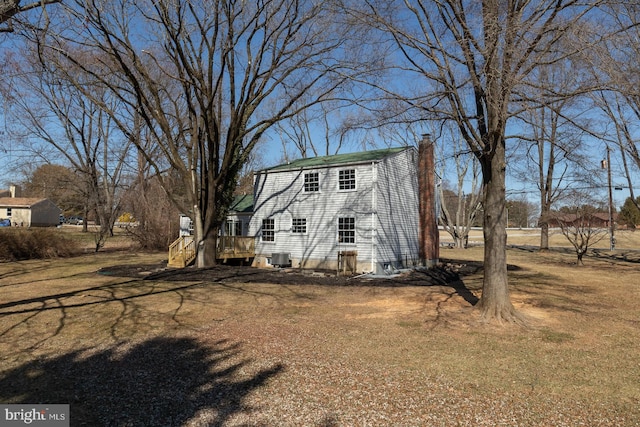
[552,208,609,264]
[0,228,80,261]
[121,178,181,251]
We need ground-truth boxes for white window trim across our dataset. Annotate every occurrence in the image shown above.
[337,216,356,245]
[291,217,307,234]
[337,169,357,192]
[261,218,276,243]
[303,171,320,193]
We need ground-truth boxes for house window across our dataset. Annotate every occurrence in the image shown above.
[262,218,275,242]
[338,217,355,244]
[338,169,356,190]
[304,172,319,192]
[6,208,11,217]
[292,218,307,234]
[226,221,242,236]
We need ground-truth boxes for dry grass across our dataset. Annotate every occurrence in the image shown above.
[1,238,639,425]
[442,227,640,250]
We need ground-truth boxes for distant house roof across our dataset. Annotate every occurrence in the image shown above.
[0,197,50,208]
[229,194,253,213]
[263,147,411,172]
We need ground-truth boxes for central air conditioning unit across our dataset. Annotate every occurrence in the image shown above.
[271,252,291,267]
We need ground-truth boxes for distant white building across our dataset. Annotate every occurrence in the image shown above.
[250,147,422,274]
[0,196,62,227]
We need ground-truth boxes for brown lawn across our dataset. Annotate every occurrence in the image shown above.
[0,235,639,426]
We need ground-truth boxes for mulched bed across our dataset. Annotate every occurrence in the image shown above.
[97,259,484,287]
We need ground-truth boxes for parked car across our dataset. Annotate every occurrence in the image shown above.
[0,218,10,227]
[66,216,84,225]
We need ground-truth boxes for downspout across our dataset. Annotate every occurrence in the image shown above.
[371,161,377,273]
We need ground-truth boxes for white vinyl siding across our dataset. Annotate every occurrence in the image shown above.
[374,150,420,269]
[251,148,420,273]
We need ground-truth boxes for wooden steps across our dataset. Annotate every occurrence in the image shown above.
[167,236,196,268]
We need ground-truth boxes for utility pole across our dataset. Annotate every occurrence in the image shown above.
[606,146,615,251]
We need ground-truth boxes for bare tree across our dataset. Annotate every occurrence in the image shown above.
[587,4,640,214]
[437,131,482,249]
[4,47,133,250]
[352,0,603,322]
[21,163,82,214]
[511,59,592,250]
[275,100,361,161]
[553,204,609,265]
[34,0,364,267]
[505,198,535,228]
[0,0,59,32]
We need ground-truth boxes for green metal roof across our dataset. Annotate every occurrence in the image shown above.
[263,147,410,172]
[229,194,253,213]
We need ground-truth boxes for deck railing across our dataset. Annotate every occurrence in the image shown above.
[167,236,196,268]
[168,235,255,267]
[217,236,255,260]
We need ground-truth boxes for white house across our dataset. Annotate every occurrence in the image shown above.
[250,147,424,274]
[0,197,62,227]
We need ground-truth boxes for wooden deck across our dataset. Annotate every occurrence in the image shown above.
[216,236,255,261]
[168,236,255,268]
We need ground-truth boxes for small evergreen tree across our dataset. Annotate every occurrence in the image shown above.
[619,197,640,229]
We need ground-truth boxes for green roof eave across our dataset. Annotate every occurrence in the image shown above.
[229,194,254,213]
[262,147,410,173]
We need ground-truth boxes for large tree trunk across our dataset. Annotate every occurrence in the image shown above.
[540,219,550,251]
[539,194,551,251]
[195,185,224,268]
[197,233,218,268]
[478,136,522,324]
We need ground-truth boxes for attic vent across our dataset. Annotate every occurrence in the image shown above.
[271,253,291,267]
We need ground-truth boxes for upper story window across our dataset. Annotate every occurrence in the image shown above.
[304,172,319,192]
[338,169,356,190]
[291,218,307,234]
[262,218,275,242]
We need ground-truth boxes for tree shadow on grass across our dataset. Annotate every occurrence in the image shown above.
[99,260,487,307]
[368,259,487,306]
[0,336,283,426]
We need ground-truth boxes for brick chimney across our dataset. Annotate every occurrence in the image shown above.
[418,134,439,267]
